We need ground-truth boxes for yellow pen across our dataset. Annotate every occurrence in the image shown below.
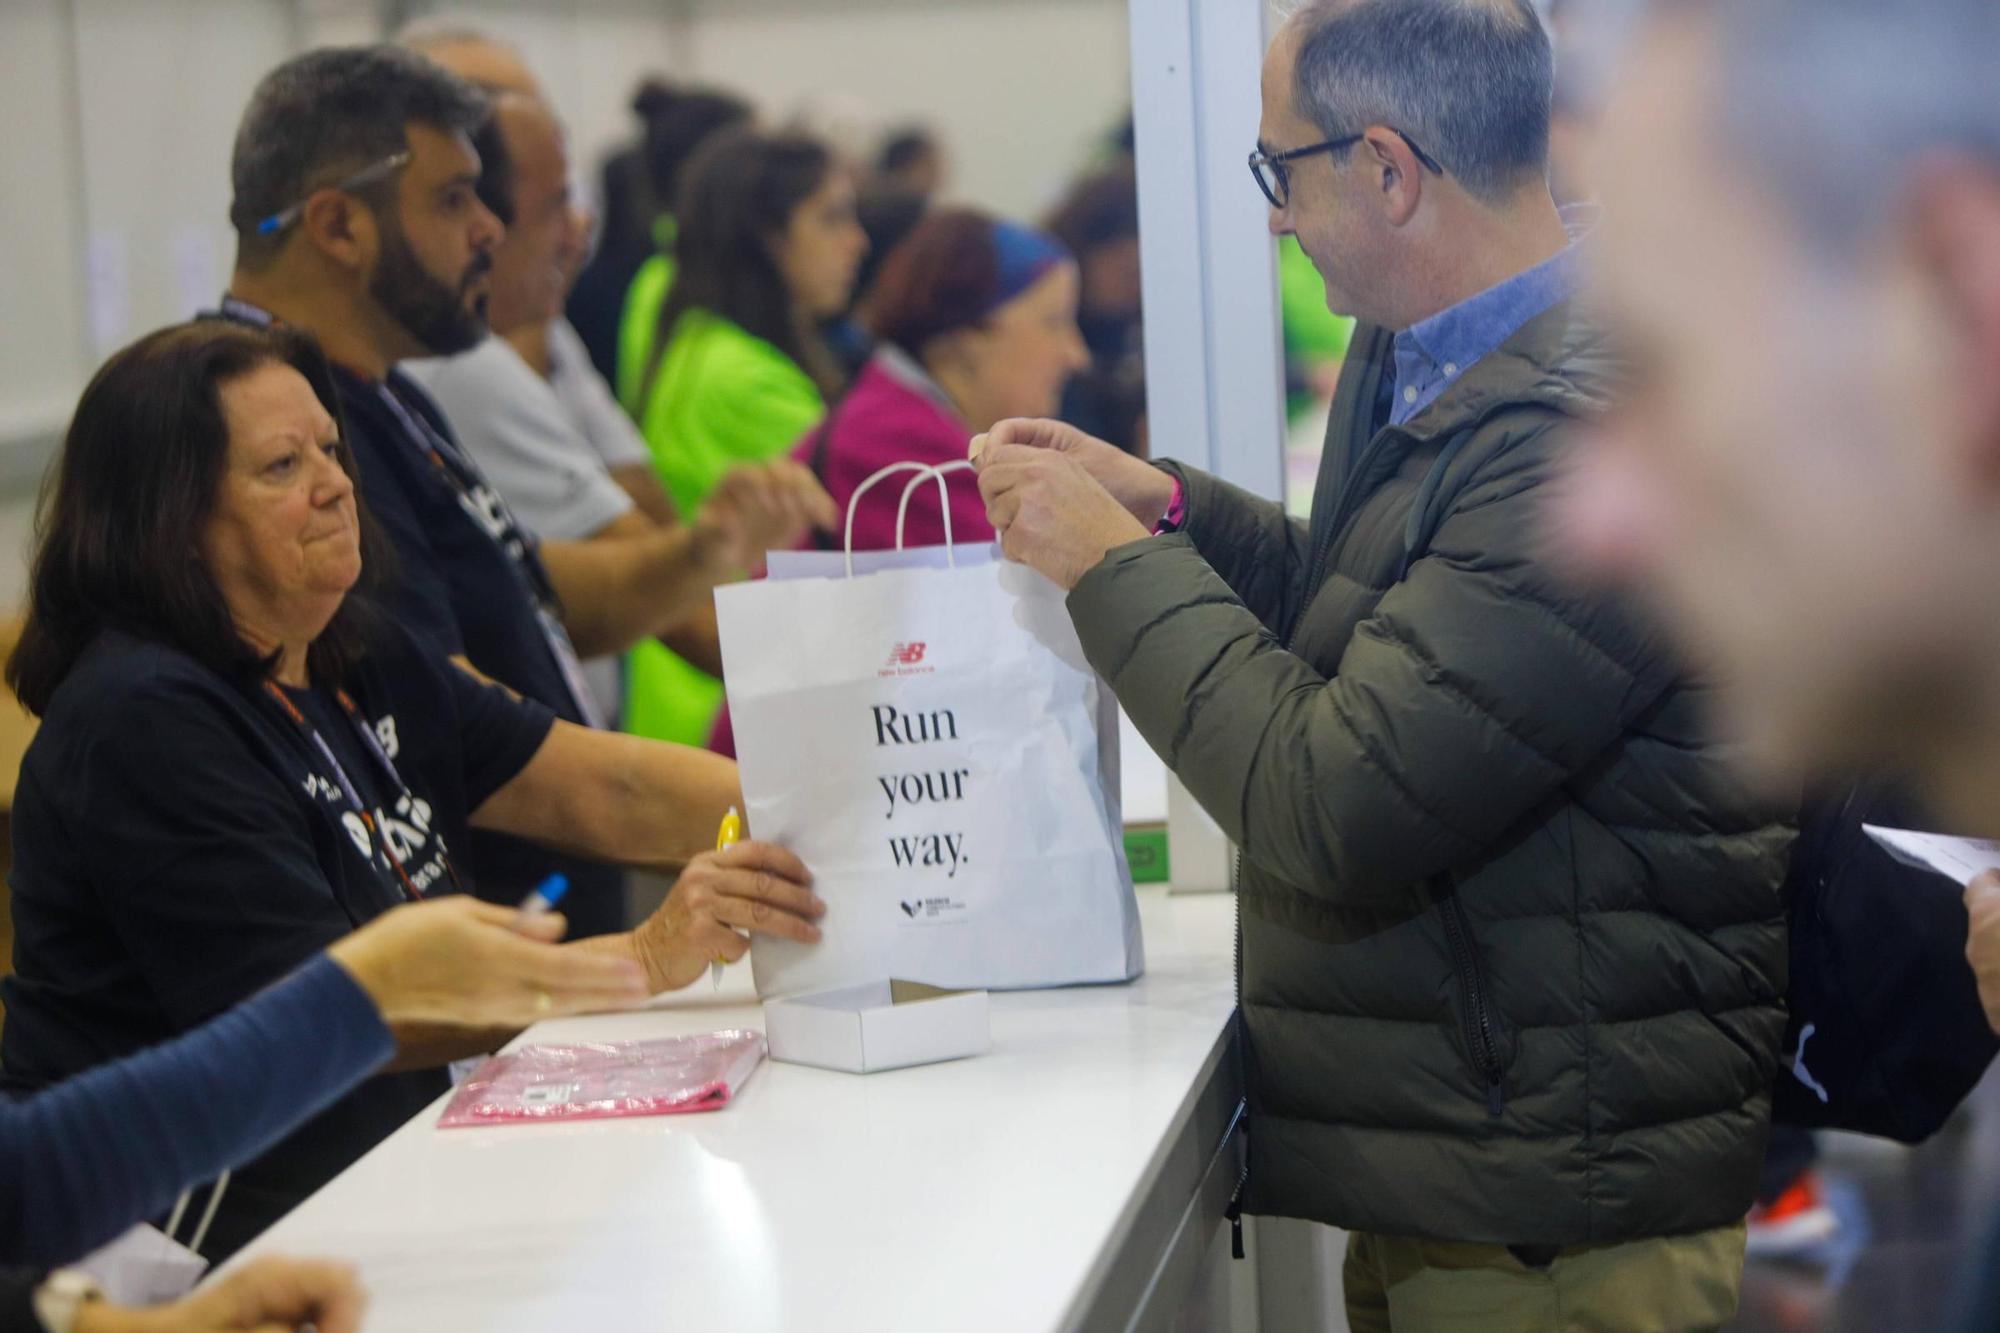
[712,805,742,988]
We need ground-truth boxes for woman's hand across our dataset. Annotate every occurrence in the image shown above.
[697,460,839,575]
[74,1256,365,1332]
[631,842,826,991]
[326,897,649,1028]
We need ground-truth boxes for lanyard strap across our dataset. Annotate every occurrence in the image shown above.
[374,385,557,601]
[373,385,601,727]
[261,680,460,901]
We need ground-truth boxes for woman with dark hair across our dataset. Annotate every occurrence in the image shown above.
[604,83,756,398]
[0,321,825,1260]
[806,207,1087,550]
[618,128,867,746]
[567,83,753,384]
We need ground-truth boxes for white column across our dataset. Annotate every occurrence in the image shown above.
[1127,0,1285,498]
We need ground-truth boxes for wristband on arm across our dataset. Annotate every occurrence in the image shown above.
[1151,478,1186,536]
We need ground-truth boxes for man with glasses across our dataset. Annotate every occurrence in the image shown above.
[972,1,1787,1327]
[219,47,832,938]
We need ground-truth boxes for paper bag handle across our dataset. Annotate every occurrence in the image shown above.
[894,460,975,552]
[843,460,975,578]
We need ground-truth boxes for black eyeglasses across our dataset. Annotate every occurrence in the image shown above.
[1248,130,1445,209]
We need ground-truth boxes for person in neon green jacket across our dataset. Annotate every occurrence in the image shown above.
[617,128,866,746]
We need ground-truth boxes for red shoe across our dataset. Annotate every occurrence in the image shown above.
[1746,1170,1840,1259]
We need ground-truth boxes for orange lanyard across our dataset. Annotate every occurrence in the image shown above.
[261,680,460,901]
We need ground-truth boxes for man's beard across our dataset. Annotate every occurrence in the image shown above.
[370,216,491,356]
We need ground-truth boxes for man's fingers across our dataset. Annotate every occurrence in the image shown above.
[999,525,1035,566]
[979,444,1047,475]
[984,417,1071,452]
[1969,869,2000,903]
[986,490,1023,532]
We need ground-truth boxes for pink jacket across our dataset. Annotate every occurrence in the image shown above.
[797,348,994,550]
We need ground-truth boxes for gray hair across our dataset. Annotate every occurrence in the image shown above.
[1289,0,1554,202]
[1698,0,2000,254]
[230,45,488,264]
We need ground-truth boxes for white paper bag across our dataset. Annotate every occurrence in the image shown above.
[716,462,1143,997]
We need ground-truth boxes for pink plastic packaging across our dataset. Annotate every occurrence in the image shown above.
[437,1030,766,1128]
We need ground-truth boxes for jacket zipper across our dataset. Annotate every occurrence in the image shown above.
[1437,893,1505,1115]
[1227,847,1250,1259]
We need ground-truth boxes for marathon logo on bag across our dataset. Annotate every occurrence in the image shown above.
[873,703,972,882]
[879,642,935,678]
[899,895,969,923]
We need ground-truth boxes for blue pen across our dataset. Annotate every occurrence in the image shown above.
[514,873,569,931]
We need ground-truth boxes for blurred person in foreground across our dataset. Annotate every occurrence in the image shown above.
[970,0,1790,1327]
[1545,2,2000,1318]
[1,894,637,1333]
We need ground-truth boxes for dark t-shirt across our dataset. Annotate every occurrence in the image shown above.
[333,367,625,936]
[0,617,554,1258]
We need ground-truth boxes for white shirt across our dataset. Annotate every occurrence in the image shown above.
[546,316,653,474]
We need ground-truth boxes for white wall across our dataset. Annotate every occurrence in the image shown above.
[0,1,91,454]
[679,0,1130,219]
[399,1,679,219]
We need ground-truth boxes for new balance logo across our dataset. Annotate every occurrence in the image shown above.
[887,643,927,666]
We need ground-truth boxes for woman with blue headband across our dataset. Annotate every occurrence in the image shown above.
[802,208,1089,551]
[705,211,1088,759]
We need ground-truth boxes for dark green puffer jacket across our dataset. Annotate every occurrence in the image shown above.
[1068,301,1792,1245]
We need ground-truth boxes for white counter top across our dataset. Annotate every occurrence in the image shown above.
[227,890,1240,1331]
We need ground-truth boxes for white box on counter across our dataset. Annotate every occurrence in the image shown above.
[764,980,990,1074]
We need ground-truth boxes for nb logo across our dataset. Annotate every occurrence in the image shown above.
[887,643,927,667]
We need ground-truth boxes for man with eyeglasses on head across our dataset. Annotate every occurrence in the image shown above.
[215,47,832,939]
[969,1,1789,1328]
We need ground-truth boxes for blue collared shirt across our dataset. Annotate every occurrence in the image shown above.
[1386,240,1585,428]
